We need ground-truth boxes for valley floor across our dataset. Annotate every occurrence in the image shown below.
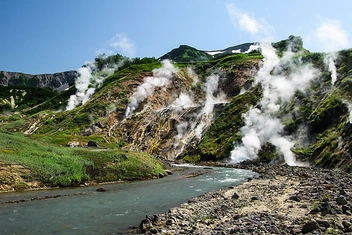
[135,163,352,234]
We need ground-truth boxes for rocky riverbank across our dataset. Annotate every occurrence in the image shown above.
[134,162,352,234]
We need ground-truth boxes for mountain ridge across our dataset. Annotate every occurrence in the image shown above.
[0,70,78,92]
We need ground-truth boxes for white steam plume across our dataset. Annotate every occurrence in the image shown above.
[66,66,94,111]
[324,53,338,85]
[125,60,178,117]
[230,42,319,166]
[170,93,195,112]
[172,73,228,151]
[66,59,124,111]
[173,121,188,148]
[187,67,199,86]
[343,100,352,124]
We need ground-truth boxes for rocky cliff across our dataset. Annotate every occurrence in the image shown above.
[0,70,78,92]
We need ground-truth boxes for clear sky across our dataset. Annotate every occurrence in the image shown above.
[0,0,351,74]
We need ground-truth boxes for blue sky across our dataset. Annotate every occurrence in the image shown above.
[0,0,351,74]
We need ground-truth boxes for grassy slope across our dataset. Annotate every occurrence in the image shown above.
[0,62,166,189]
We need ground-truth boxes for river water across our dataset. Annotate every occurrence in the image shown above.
[0,165,257,234]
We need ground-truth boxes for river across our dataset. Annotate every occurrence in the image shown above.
[0,165,257,234]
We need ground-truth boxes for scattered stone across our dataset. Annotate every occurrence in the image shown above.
[134,163,352,234]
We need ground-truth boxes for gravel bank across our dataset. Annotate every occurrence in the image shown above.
[134,162,352,234]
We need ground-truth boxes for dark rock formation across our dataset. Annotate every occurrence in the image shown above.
[96,187,106,192]
[0,70,78,92]
[87,140,99,148]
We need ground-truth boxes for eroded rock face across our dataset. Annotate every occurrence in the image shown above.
[0,70,78,92]
[106,64,258,161]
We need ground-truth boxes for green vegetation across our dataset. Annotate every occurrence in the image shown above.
[0,85,58,112]
[272,35,304,54]
[0,132,165,187]
[184,86,262,161]
[2,35,352,190]
[160,45,213,62]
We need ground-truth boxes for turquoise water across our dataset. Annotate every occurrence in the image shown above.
[0,166,257,234]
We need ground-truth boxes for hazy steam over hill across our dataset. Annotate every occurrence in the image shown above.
[2,36,352,173]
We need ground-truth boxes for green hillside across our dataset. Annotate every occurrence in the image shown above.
[1,36,352,191]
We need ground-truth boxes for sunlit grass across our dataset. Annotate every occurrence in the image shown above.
[0,132,165,187]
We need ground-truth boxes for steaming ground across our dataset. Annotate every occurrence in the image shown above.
[125,60,177,117]
[122,60,229,158]
[66,60,125,111]
[230,42,319,166]
[63,40,344,166]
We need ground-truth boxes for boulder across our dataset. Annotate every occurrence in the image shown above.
[302,220,319,234]
[67,141,80,148]
[96,187,106,192]
[232,192,240,200]
[289,195,301,202]
[87,140,99,148]
[139,218,153,233]
[337,196,348,205]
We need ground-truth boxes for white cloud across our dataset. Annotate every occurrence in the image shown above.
[96,33,135,57]
[108,33,135,57]
[226,3,275,41]
[306,19,349,52]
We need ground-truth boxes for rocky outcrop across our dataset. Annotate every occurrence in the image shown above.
[0,70,78,92]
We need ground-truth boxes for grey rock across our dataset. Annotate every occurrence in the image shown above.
[302,220,319,234]
[0,70,78,91]
[342,205,350,214]
[342,220,352,228]
[340,189,347,196]
[289,195,301,202]
[87,140,99,148]
[232,192,239,199]
[316,219,330,228]
[337,196,348,205]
